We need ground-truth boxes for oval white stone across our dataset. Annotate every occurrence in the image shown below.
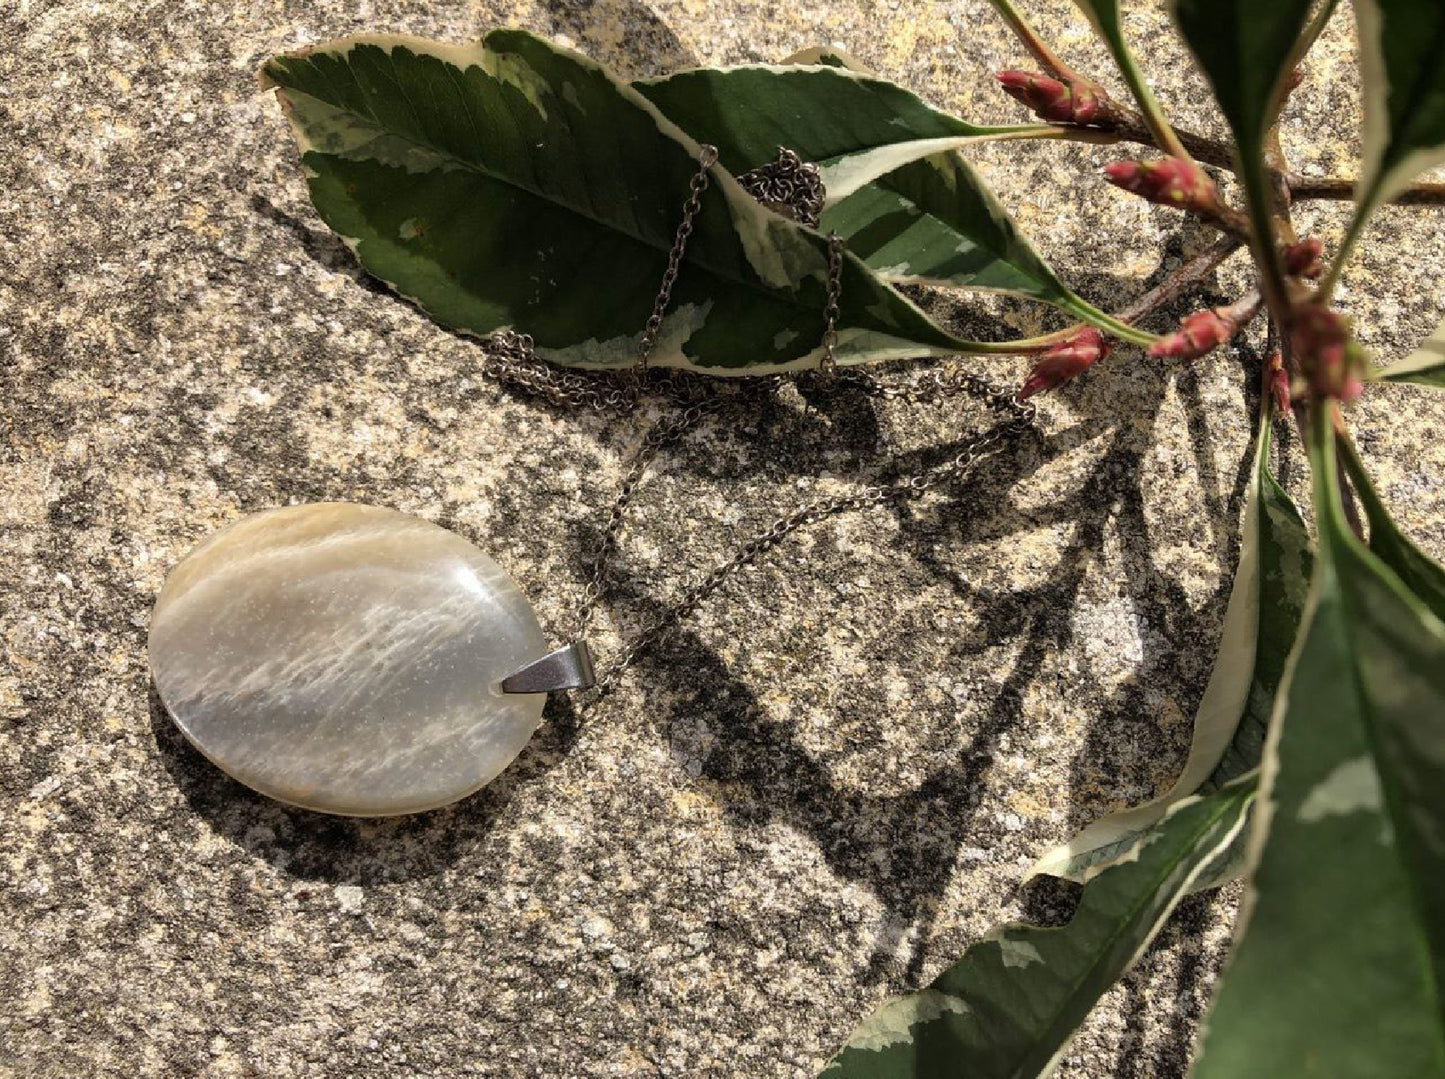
[149,503,549,816]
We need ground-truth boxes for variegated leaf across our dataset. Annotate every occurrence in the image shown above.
[820,781,1255,1079]
[1033,409,1310,882]
[1354,0,1445,215]
[1190,410,1445,1079]
[1338,431,1445,624]
[261,31,965,373]
[1170,0,1318,250]
[1380,319,1445,388]
[639,51,1146,341]
[632,62,1056,203]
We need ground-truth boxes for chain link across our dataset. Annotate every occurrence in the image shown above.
[636,144,719,374]
[735,147,826,228]
[470,144,1039,691]
[590,379,1033,689]
[819,231,844,379]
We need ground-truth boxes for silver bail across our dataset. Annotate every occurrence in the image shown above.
[499,641,596,694]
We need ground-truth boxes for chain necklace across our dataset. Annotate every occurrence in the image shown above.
[146,145,1036,817]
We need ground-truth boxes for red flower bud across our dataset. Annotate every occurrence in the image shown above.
[996,70,1102,125]
[1147,307,1238,361]
[1282,238,1324,279]
[1289,304,1365,403]
[1104,157,1219,216]
[1018,328,1112,399]
[1265,349,1291,414]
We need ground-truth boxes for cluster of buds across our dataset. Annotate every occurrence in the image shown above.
[1018,328,1112,399]
[1148,292,1261,362]
[996,70,1106,126]
[1289,304,1366,402]
[1104,157,1224,220]
[1282,237,1324,279]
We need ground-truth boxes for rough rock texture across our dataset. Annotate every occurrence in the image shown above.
[2,2,1443,1077]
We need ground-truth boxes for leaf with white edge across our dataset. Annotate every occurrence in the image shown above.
[632,63,1056,203]
[261,31,966,373]
[1380,319,1445,387]
[822,154,1072,299]
[639,55,1147,342]
[1033,413,1310,882]
[1355,0,1445,215]
[1190,411,1445,1079]
[820,781,1255,1079]
[1338,433,1445,624]
[1170,0,1316,252]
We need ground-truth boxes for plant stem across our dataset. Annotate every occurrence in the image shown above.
[985,0,1081,81]
[1042,112,1240,173]
[1064,302,1158,347]
[992,125,1123,148]
[1289,176,1445,206]
[1095,32,1192,163]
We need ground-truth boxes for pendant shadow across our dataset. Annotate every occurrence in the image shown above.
[147,681,584,884]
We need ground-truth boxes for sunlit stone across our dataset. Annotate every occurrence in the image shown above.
[149,503,549,816]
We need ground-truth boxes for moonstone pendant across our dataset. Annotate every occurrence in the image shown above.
[149,503,550,816]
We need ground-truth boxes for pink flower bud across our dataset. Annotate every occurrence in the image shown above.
[1104,157,1219,216]
[996,70,1102,125]
[1289,304,1365,403]
[1148,307,1237,361]
[1282,238,1324,279]
[1018,328,1112,399]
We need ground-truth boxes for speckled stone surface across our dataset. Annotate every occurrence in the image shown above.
[3,2,1444,1077]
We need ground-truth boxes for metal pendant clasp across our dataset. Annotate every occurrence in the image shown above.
[500,641,596,694]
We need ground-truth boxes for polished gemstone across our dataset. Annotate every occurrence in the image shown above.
[148,503,549,816]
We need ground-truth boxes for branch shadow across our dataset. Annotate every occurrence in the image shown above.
[562,280,1257,989]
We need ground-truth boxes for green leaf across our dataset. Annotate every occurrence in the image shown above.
[820,781,1256,1079]
[1033,414,1311,882]
[1190,411,1445,1079]
[1337,432,1445,624]
[1380,320,1445,387]
[633,63,1054,203]
[261,31,966,373]
[1170,0,1316,268]
[820,155,1070,300]
[1169,0,1315,165]
[637,56,1148,342]
[1355,0,1445,214]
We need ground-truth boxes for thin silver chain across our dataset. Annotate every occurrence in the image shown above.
[474,144,1037,691]
[635,144,720,374]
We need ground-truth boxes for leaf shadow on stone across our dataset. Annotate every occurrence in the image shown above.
[539,0,698,77]
[249,193,392,299]
[147,681,585,883]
